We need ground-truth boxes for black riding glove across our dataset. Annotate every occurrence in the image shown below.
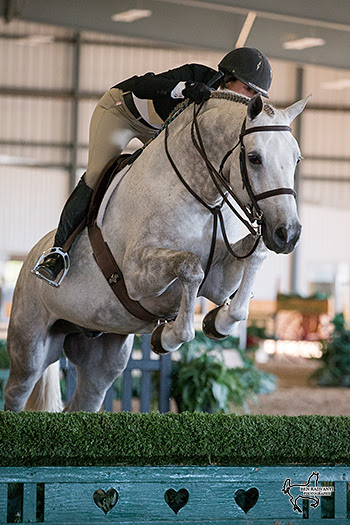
[182,82,211,104]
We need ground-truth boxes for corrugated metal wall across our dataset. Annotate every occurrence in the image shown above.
[0,17,349,299]
[0,19,73,255]
[0,166,67,254]
[297,65,350,296]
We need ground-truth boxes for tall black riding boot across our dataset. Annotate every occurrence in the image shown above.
[32,176,93,286]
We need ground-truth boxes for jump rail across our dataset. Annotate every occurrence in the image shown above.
[1,412,350,524]
[1,465,350,523]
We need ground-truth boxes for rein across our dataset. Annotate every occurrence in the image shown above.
[164,99,296,289]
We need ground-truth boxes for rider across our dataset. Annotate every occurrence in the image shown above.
[32,47,272,286]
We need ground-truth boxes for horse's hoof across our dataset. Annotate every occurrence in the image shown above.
[150,323,170,355]
[202,306,228,341]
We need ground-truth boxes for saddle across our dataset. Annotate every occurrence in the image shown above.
[61,153,132,253]
[62,150,164,324]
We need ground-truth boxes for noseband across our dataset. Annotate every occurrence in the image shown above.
[164,101,296,288]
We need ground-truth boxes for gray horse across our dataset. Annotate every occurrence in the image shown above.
[5,92,309,412]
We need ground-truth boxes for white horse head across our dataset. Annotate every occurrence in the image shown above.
[226,93,310,254]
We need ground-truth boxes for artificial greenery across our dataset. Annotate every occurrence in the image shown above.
[171,331,277,413]
[0,412,350,467]
[312,313,350,387]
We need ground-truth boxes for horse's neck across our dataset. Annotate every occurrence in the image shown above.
[104,98,248,228]
[166,99,247,205]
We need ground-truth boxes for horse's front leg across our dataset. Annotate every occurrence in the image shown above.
[203,235,267,338]
[124,247,204,354]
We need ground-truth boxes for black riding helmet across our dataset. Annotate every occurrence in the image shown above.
[218,47,272,98]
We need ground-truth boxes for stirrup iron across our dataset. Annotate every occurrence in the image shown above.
[31,247,70,288]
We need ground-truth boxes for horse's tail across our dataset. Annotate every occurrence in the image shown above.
[25,361,63,412]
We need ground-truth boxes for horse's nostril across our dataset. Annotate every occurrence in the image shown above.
[274,227,288,246]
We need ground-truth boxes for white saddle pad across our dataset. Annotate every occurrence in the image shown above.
[96,164,131,228]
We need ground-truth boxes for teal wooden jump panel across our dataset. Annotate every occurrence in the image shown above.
[0,465,349,524]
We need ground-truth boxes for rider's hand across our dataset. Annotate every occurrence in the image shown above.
[182,82,211,104]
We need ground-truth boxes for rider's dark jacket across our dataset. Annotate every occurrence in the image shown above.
[113,63,218,122]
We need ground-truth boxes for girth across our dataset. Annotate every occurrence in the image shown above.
[88,223,162,323]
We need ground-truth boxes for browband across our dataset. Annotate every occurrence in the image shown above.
[240,125,292,138]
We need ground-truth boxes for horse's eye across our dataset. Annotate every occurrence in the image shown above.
[248,153,262,166]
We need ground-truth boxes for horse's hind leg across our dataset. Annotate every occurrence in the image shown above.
[5,280,62,412]
[5,330,47,412]
[63,332,133,412]
[5,330,63,413]
[5,322,64,412]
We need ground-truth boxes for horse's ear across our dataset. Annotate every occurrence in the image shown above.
[247,94,263,120]
[284,95,312,124]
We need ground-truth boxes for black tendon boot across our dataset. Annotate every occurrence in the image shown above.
[32,176,93,286]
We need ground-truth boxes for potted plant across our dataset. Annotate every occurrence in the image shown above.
[311,313,350,387]
[171,332,277,413]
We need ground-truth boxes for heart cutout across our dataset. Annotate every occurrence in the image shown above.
[234,488,259,513]
[164,488,189,514]
[93,488,118,515]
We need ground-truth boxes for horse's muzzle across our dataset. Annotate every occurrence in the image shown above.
[263,221,302,254]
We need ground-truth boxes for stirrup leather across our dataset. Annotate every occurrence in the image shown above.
[31,247,70,288]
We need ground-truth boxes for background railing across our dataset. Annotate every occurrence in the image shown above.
[60,334,172,413]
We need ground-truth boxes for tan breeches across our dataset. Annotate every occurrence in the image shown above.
[85,88,156,188]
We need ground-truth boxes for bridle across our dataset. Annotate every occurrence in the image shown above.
[164,99,296,289]
[221,118,296,226]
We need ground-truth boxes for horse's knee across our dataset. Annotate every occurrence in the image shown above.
[126,250,204,300]
[177,253,204,284]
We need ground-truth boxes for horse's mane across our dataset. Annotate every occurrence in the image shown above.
[209,91,276,116]
[165,90,275,125]
[210,90,250,105]
[141,91,277,159]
